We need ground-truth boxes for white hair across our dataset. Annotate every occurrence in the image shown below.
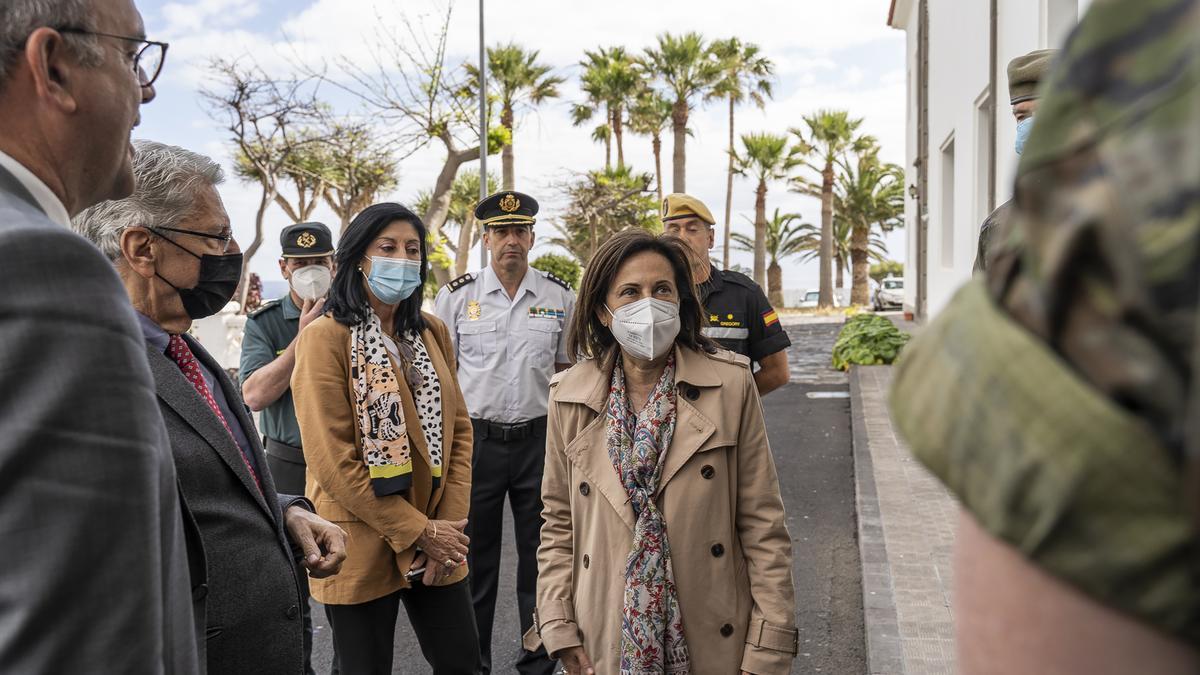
[0,0,104,85]
[73,140,226,261]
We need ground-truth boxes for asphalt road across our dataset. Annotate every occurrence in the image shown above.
[309,321,865,674]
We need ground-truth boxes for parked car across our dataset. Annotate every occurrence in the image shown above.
[798,289,842,309]
[873,277,904,311]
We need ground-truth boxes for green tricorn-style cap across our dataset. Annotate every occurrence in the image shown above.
[280,221,334,258]
[1008,49,1058,105]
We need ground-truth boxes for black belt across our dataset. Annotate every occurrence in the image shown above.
[264,438,305,465]
[471,417,547,443]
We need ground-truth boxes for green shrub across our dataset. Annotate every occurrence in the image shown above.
[531,253,582,289]
[831,314,910,371]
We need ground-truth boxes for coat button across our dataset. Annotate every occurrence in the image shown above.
[579,482,590,496]
[720,623,734,637]
[286,604,299,620]
[583,554,590,569]
[711,543,725,557]
[701,465,715,479]
[192,583,208,601]
[685,387,700,401]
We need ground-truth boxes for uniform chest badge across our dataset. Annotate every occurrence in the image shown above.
[467,300,482,321]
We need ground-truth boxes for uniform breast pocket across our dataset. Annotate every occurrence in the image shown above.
[458,320,498,360]
[526,318,561,366]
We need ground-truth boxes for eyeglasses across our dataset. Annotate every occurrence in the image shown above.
[57,28,169,87]
[149,225,235,254]
[395,339,425,391]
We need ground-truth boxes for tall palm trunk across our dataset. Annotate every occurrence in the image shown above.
[723,96,735,269]
[652,133,664,205]
[753,180,767,287]
[835,253,845,291]
[849,224,871,305]
[767,260,783,308]
[603,103,613,170]
[818,161,835,308]
[500,104,515,191]
[671,98,688,192]
[612,105,626,170]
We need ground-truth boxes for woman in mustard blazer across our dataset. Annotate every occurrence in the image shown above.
[291,203,478,674]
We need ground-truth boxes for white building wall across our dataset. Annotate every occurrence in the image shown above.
[892,0,1089,318]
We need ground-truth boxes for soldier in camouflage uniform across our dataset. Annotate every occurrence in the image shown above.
[892,0,1200,670]
[973,49,1055,272]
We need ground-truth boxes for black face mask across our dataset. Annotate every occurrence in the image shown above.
[153,231,243,320]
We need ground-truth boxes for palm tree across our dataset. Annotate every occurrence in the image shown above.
[627,91,673,204]
[730,208,812,307]
[790,109,868,308]
[572,47,640,171]
[709,38,774,269]
[643,32,721,192]
[733,132,802,288]
[466,43,564,190]
[835,145,905,304]
[797,215,889,293]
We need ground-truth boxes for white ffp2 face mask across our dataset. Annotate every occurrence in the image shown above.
[290,264,332,301]
[606,297,681,361]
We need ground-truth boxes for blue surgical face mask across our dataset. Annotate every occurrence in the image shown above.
[363,256,423,304]
[1015,116,1035,156]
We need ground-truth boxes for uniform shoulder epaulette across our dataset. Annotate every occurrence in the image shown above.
[447,273,476,293]
[541,270,572,292]
[248,299,280,319]
[720,269,760,290]
[707,347,752,369]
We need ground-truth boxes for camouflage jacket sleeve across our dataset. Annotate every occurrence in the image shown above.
[893,0,1200,645]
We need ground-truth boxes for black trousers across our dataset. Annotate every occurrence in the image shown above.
[267,440,338,675]
[467,419,557,675]
[324,579,480,675]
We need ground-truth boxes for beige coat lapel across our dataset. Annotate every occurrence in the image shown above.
[554,351,638,532]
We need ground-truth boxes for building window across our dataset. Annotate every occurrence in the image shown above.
[974,89,993,226]
[940,135,955,268]
[1044,0,1078,48]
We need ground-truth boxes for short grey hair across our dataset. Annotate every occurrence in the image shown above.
[73,140,226,261]
[0,0,104,86]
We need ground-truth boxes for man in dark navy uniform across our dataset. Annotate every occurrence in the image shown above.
[662,193,791,395]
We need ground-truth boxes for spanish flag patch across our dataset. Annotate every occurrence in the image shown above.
[762,309,779,327]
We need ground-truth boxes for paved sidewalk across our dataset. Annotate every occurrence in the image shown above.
[851,366,957,675]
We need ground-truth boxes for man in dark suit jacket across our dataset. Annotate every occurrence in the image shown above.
[0,0,200,671]
[75,139,348,675]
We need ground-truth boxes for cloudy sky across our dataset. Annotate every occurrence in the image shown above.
[133,0,907,294]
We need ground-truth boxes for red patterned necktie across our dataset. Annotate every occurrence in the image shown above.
[167,334,263,495]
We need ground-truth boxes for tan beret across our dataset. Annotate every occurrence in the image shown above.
[1008,49,1057,105]
[661,193,716,226]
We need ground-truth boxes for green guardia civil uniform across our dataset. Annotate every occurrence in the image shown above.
[892,0,1200,644]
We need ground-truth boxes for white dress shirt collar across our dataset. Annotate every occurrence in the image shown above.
[0,149,71,228]
[482,264,538,301]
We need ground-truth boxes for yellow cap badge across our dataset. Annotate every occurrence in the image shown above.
[499,194,521,213]
[296,232,317,248]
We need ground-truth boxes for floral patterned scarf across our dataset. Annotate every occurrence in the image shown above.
[606,353,691,675]
[350,311,413,496]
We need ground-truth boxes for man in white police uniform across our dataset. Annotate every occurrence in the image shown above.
[433,190,574,675]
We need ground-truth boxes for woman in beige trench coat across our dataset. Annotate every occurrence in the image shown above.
[527,231,797,674]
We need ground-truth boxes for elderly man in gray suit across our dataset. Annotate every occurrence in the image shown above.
[0,0,201,672]
[74,139,349,675]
